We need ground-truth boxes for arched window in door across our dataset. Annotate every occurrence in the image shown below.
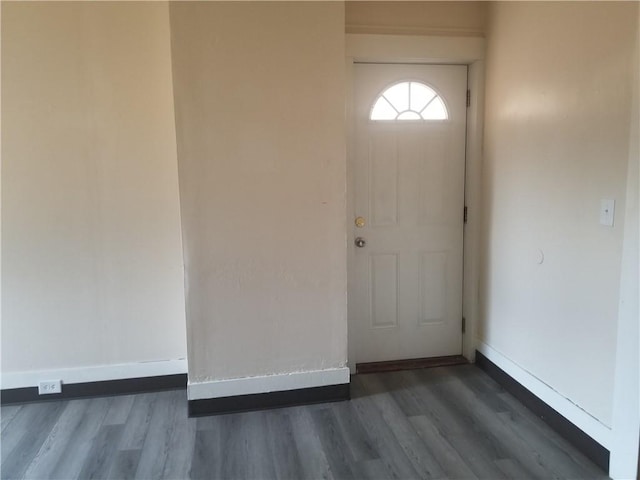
[370,81,448,121]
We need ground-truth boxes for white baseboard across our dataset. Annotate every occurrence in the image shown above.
[1,358,188,390]
[476,341,612,449]
[188,367,351,401]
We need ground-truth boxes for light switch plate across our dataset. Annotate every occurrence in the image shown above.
[600,198,615,227]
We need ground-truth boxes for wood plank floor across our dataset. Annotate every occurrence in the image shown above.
[1,365,608,480]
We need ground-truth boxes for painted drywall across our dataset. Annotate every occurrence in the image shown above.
[481,1,638,427]
[1,2,187,386]
[169,2,347,389]
[610,10,639,477]
[346,1,486,37]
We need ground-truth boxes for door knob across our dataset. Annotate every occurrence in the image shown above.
[355,237,366,248]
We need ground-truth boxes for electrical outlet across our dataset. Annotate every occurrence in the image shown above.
[38,380,62,395]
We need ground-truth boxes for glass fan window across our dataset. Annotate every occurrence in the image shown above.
[370,81,448,121]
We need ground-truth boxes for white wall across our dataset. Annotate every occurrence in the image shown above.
[169,2,348,395]
[610,10,640,477]
[1,2,187,388]
[481,1,637,430]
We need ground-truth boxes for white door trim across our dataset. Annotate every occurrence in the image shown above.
[346,34,485,371]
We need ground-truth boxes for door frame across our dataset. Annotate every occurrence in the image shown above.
[346,34,485,372]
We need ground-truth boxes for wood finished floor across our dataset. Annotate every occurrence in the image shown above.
[1,365,608,480]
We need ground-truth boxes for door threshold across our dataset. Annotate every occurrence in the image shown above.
[356,355,468,374]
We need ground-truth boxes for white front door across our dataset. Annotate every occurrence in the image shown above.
[350,63,467,364]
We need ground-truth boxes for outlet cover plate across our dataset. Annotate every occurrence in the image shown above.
[600,198,615,226]
[38,380,62,395]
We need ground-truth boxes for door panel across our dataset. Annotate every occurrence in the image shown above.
[351,64,467,364]
[370,253,399,328]
[370,133,398,226]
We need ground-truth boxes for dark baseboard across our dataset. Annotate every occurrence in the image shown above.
[357,354,468,374]
[188,382,350,417]
[475,351,609,473]
[1,374,187,405]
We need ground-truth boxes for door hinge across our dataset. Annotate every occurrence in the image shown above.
[464,206,468,224]
[466,89,471,108]
[462,317,466,333]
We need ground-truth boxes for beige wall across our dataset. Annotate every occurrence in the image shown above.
[169,2,347,386]
[481,1,638,426]
[346,1,486,36]
[1,2,187,384]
